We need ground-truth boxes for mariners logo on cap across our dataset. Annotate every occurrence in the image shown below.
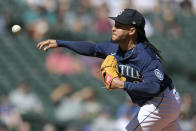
[154,69,164,81]
[132,21,136,25]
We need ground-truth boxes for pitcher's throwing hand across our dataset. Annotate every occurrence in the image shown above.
[37,39,58,52]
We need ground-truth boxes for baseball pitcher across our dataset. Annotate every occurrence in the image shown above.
[37,9,181,131]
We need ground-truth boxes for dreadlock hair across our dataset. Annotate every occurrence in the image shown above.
[137,28,165,63]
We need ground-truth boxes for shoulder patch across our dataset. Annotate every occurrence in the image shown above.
[154,69,164,81]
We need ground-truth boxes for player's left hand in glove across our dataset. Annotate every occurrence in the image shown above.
[101,55,126,90]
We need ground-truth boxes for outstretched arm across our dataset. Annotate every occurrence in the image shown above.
[37,39,96,56]
[37,39,115,58]
[56,40,97,56]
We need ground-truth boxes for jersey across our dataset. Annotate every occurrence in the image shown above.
[57,40,173,106]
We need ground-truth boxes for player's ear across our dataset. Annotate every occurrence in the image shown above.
[129,27,136,36]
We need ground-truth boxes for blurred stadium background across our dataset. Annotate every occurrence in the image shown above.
[0,0,196,131]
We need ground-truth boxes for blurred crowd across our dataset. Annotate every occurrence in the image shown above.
[0,0,196,41]
[0,82,139,131]
[0,81,196,131]
[0,0,196,131]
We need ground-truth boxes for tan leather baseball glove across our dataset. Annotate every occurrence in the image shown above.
[101,55,126,89]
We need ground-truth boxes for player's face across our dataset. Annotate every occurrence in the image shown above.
[111,22,134,43]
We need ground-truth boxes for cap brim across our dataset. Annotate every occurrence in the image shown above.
[108,17,127,25]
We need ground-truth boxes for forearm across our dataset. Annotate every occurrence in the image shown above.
[57,40,97,56]
[124,81,161,97]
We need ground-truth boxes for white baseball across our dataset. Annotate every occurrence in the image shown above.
[12,25,22,34]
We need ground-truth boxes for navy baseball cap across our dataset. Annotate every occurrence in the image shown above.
[109,9,145,29]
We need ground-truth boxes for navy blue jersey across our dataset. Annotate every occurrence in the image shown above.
[57,40,173,105]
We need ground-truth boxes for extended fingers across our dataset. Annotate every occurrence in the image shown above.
[44,44,51,52]
[37,40,50,50]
